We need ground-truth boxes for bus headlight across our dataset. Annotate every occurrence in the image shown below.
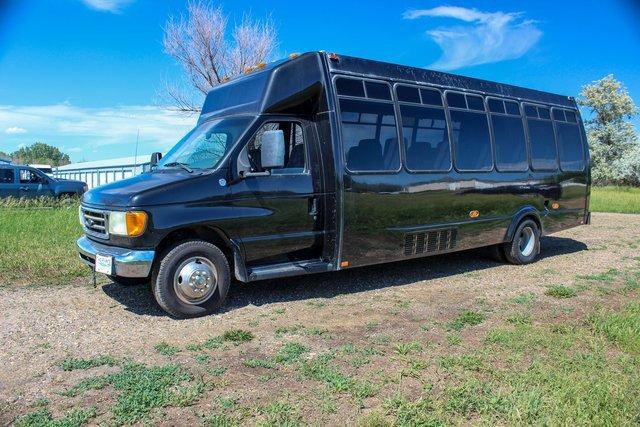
[108,211,148,237]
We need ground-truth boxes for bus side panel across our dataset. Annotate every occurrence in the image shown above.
[340,171,545,268]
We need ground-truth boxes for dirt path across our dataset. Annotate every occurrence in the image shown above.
[1,213,639,425]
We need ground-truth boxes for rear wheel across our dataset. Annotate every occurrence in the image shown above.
[502,219,540,265]
[152,240,230,318]
[107,275,149,286]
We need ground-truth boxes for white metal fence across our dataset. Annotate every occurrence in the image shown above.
[53,156,151,189]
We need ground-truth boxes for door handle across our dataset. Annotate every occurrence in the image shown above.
[308,197,318,217]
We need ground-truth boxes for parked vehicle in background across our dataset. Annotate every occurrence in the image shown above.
[28,163,54,176]
[0,164,87,198]
[76,52,590,318]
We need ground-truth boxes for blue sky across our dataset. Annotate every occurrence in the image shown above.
[1,0,639,162]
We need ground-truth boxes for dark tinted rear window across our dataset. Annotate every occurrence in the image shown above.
[556,122,584,171]
[0,168,14,183]
[466,95,485,111]
[491,115,528,171]
[450,110,492,171]
[446,92,466,109]
[565,110,577,123]
[420,88,442,106]
[527,119,557,170]
[336,78,365,97]
[399,105,451,171]
[365,81,391,100]
[396,85,421,103]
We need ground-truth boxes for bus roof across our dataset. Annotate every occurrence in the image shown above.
[326,53,576,108]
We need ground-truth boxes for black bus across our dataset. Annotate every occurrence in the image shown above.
[77,52,590,318]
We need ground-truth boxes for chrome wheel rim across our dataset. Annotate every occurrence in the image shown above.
[518,226,535,257]
[173,256,217,305]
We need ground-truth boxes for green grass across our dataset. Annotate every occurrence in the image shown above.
[591,186,640,214]
[154,342,181,356]
[0,205,87,286]
[545,284,577,299]
[448,310,485,331]
[59,355,119,371]
[222,329,254,344]
[15,406,96,427]
[63,361,197,425]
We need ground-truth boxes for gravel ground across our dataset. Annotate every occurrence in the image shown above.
[1,212,639,424]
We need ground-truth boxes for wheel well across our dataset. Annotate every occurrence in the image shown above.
[155,226,234,268]
[507,212,543,241]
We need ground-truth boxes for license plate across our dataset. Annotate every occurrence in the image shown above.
[95,254,113,274]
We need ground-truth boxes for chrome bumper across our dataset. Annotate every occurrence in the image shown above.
[76,236,155,278]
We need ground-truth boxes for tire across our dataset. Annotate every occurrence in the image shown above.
[502,219,541,265]
[107,275,149,286]
[152,240,230,318]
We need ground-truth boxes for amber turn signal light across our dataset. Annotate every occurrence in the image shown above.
[551,202,560,210]
[469,210,480,218]
[340,261,349,268]
[125,211,148,237]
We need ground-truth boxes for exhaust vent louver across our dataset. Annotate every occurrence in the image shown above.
[404,228,457,256]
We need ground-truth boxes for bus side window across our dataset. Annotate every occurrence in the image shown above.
[526,105,558,171]
[339,98,400,172]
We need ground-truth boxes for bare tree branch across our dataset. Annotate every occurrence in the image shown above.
[163,1,278,113]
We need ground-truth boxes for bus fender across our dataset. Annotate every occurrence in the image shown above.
[505,207,543,242]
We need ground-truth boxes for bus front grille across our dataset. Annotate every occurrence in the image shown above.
[404,229,457,256]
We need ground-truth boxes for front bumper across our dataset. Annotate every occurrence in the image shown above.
[76,235,155,278]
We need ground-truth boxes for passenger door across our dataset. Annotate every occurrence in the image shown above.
[0,167,18,197]
[18,168,53,198]
[228,118,324,266]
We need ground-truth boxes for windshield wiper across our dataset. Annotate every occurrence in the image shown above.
[162,162,193,173]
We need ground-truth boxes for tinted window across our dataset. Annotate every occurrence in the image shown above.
[450,110,492,171]
[488,98,505,114]
[0,168,14,183]
[340,99,400,171]
[556,122,584,171]
[420,88,442,106]
[365,81,391,100]
[553,109,566,121]
[565,110,577,123]
[19,169,44,184]
[466,95,485,111]
[524,105,537,117]
[527,119,557,170]
[447,92,466,109]
[538,107,551,120]
[336,78,365,97]
[491,115,528,171]
[400,105,451,171]
[396,85,420,103]
[505,101,520,116]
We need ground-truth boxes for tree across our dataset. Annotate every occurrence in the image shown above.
[10,142,71,166]
[163,1,277,113]
[578,75,640,186]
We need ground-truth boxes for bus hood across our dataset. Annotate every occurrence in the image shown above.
[82,169,227,208]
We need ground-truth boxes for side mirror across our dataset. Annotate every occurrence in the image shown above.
[150,152,162,167]
[260,130,285,169]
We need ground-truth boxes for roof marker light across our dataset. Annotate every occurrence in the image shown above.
[328,53,339,61]
[289,52,300,59]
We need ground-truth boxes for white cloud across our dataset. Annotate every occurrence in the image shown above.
[5,126,26,134]
[80,0,133,13]
[403,6,542,71]
[0,103,195,161]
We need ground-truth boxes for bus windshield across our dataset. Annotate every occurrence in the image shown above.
[157,116,252,171]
